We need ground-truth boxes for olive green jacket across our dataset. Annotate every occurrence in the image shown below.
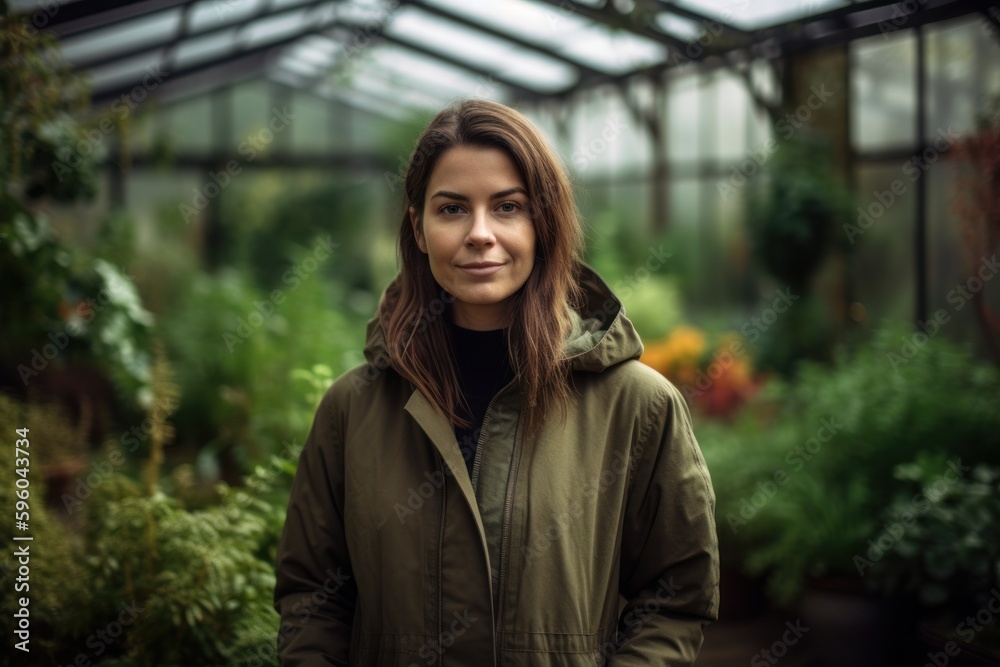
[273,262,720,666]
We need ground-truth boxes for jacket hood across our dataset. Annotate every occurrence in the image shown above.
[362,261,644,375]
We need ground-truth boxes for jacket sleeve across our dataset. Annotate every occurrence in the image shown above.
[610,380,720,666]
[274,383,358,666]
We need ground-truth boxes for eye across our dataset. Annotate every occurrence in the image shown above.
[497,201,521,214]
[439,204,464,215]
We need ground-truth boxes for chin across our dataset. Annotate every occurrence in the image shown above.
[455,292,508,306]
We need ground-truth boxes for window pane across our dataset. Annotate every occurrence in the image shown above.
[926,16,1000,141]
[851,31,916,151]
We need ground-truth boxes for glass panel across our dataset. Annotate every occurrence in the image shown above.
[669,177,700,227]
[343,71,451,111]
[166,95,213,154]
[851,162,916,326]
[419,0,665,74]
[567,87,649,177]
[364,45,499,99]
[654,13,702,42]
[242,8,312,48]
[189,0,263,32]
[59,9,181,66]
[232,79,273,147]
[668,73,701,163]
[290,36,339,68]
[315,85,411,123]
[672,0,848,30]
[926,159,1000,358]
[86,52,168,94]
[712,70,749,162]
[926,15,1000,142]
[851,30,916,151]
[173,28,240,70]
[385,6,577,91]
[290,90,333,153]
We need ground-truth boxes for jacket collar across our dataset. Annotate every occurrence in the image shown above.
[362,260,644,373]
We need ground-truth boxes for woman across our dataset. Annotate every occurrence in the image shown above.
[273,99,719,666]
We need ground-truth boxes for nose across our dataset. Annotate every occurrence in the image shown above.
[465,206,496,248]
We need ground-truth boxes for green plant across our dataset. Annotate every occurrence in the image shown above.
[747,135,853,291]
[159,262,366,478]
[746,135,854,374]
[217,173,378,293]
[0,211,154,407]
[865,454,1000,613]
[1,8,153,409]
[699,320,1000,605]
[0,8,93,204]
[0,395,92,664]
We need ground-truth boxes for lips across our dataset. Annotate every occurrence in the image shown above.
[457,262,506,276]
[459,262,504,269]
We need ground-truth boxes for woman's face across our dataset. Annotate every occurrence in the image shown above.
[410,145,536,331]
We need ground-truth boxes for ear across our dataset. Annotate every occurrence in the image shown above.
[409,206,427,254]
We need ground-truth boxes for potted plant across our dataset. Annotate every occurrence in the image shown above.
[707,322,1000,664]
[866,454,1000,665]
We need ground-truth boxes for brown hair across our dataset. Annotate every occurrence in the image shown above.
[378,98,586,438]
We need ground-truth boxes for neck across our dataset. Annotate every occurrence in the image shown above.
[450,304,510,331]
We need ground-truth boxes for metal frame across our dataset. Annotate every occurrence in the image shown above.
[40,0,983,113]
[16,0,991,332]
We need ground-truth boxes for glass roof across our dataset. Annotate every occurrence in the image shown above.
[673,0,850,31]
[8,0,951,118]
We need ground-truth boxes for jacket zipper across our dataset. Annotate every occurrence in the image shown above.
[437,452,446,667]
[470,378,516,492]
[494,396,523,666]
[467,378,518,665]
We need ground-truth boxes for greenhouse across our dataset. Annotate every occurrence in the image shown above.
[2,0,999,665]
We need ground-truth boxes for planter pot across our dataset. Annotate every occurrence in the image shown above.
[799,577,922,667]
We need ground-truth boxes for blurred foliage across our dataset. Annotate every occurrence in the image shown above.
[746,135,854,374]
[0,7,152,410]
[747,135,853,291]
[158,256,366,477]
[0,363,302,667]
[0,8,94,203]
[584,208,685,340]
[216,172,380,293]
[866,454,1000,623]
[641,326,763,419]
[0,212,154,408]
[752,291,835,379]
[0,395,91,665]
[699,319,1000,605]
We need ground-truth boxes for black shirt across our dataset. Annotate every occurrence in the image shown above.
[446,318,515,479]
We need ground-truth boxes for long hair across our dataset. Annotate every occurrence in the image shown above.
[379,98,586,438]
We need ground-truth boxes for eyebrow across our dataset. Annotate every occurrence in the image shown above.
[430,187,528,201]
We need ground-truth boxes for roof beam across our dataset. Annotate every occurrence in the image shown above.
[399,0,612,85]
[648,0,752,39]
[65,0,328,70]
[373,30,547,100]
[88,16,548,108]
[86,14,347,106]
[90,47,272,106]
[531,0,686,50]
[553,0,978,99]
[44,0,192,38]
